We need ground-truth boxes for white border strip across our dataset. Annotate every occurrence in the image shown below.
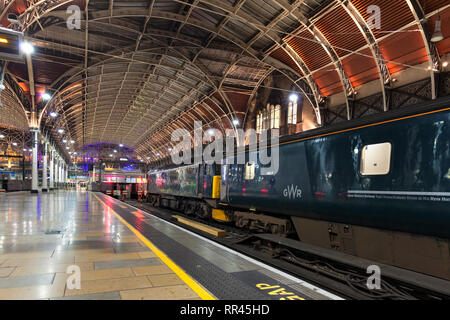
[102,194,343,300]
[348,190,450,197]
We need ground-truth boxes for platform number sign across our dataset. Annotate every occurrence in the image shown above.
[0,27,23,63]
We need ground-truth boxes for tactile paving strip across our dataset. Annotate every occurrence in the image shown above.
[96,193,323,300]
[97,195,267,299]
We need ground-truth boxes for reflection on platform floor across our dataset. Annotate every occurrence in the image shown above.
[0,191,340,300]
[0,191,201,300]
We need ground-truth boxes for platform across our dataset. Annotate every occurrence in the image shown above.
[0,191,341,300]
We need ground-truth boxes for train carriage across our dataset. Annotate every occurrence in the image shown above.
[147,163,222,219]
[147,97,450,279]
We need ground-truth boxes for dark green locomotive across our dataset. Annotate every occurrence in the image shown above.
[223,102,450,239]
[148,97,450,279]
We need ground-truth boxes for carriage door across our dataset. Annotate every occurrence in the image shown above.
[220,161,229,202]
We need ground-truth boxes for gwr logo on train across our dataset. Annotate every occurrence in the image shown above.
[283,184,302,199]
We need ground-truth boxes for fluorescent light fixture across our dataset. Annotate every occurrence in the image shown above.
[119,144,123,147]
[57,129,64,134]
[70,140,75,144]
[28,149,32,152]
[23,148,27,151]
[20,42,34,54]
[62,139,67,143]
[12,142,17,146]
[50,112,58,118]
[120,158,128,161]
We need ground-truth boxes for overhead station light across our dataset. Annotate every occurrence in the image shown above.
[70,140,75,144]
[49,112,58,118]
[57,129,64,134]
[62,139,67,143]
[431,17,444,43]
[120,158,128,161]
[12,142,17,146]
[41,92,51,101]
[233,119,239,126]
[119,144,123,147]
[0,134,4,138]
[289,93,298,102]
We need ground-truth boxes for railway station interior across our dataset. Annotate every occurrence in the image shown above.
[0,0,449,305]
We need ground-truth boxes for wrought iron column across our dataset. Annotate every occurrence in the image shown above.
[30,129,39,193]
[42,142,48,192]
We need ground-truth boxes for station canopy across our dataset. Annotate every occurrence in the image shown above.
[0,0,448,162]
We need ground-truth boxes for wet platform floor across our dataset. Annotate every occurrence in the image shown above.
[0,191,341,300]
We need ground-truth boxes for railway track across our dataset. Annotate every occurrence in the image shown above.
[125,199,450,300]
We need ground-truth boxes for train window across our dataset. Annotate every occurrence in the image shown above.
[360,142,392,176]
[245,162,256,180]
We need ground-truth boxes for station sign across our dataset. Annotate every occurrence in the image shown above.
[0,27,24,63]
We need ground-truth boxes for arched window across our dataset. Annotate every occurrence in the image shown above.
[256,103,280,133]
[271,104,280,129]
[287,100,297,125]
[256,112,263,134]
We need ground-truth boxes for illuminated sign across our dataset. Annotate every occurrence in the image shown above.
[0,27,23,63]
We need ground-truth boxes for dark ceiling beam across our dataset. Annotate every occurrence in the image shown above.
[405,0,441,100]
[338,0,391,112]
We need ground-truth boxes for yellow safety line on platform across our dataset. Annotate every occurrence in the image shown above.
[93,193,216,300]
